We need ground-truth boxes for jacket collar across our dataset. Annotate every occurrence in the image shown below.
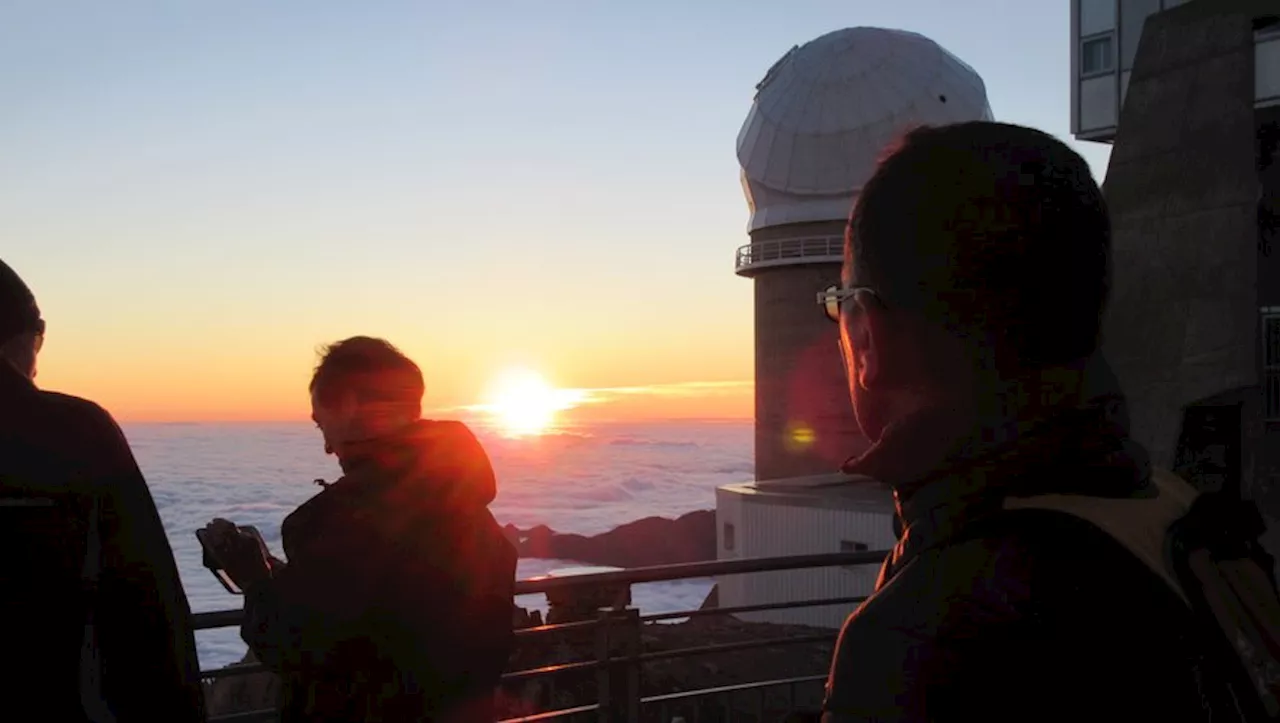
[0,359,33,397]
[841,355,1152,586]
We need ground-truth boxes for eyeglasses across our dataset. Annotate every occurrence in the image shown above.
[32,319,44,353]
[816,285,879,322]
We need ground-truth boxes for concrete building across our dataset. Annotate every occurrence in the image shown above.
[1070,0,1279,143]
[1071,1,1280,559]
[715,476,895,629]
[716,27,992,627]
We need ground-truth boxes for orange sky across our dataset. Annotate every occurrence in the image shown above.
[32,319,754,422]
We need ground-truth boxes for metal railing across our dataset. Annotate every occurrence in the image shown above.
[734,237,843,273]
[197,549,889,723]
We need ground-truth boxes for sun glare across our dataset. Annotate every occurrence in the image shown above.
[482,369,584,436]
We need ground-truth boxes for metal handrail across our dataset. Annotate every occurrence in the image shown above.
[642,674,827,705]
[503,703,601,722]
[734,236,843,273]
[199,550,889,723]
[193,550,886,631]
[643,594,868,622]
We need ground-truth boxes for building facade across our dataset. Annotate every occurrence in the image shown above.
[715,475,895,629]
[1070,0,1280,142]
[1075,0,1280,562]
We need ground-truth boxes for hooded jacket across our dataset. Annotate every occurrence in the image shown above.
[242,420,517,723]
[820,358,1238,723]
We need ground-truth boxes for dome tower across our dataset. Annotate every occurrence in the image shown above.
[736,27,993,481]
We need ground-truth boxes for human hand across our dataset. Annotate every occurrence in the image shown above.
[203,518,273,590]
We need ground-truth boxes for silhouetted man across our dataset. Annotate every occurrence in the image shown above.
[0,258,206,722]
[819,122,1233,721]
[207,336,516,722]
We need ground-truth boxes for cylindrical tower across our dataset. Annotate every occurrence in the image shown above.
[736,27,993,482]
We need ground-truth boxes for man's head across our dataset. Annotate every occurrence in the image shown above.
[0,259,44,381]
[831,121,1111,441]
[309,336,425,456]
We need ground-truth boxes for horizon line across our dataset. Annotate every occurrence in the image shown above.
[117,415,756,425]
[110,378,755,424]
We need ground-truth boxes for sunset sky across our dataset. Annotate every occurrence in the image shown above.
[0,0,1111,422]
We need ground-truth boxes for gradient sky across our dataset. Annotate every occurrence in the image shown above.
[0,0,1112,422]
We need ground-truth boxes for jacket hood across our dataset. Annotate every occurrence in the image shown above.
[338,419,498,510]
[842,353,1149,507]
[840,354,1154,589]
[283,420,498,556]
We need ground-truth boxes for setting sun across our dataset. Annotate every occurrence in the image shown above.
[480,369,586,436]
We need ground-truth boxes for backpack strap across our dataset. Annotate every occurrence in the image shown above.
[1007,468,1280,720]
[1003,467,1198,605]
[1168,486,1280,719]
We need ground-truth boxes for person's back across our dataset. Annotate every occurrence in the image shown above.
[822,407,1226,721]
[0,259,205,722]
[816,122,1238,721]
[233,337,516,722]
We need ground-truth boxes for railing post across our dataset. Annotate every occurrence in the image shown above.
[621,607,641,723]
[594,606,641,723]
[595,610,613,723]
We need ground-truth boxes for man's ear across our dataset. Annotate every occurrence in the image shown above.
[851,296,885,390]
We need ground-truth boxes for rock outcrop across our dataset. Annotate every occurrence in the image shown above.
[504,510,716,567]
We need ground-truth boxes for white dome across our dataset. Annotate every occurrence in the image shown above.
[738,27,993,233]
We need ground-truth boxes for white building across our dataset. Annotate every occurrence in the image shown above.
[716,475,896,629]
[717,27,993,628]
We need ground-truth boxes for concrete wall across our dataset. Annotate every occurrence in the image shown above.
[752,262,869,481]
[1070,0,1279,142]
[1255,104,1280,555]
[1260,105,1280,305]
[749,220,848,243]
[1101,4,1261,489]
[747,220,869,481]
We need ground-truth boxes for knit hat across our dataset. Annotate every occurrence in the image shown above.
[0,259,42,344]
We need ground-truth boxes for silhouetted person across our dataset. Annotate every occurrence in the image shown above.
[818,122,1232,721]
[207,336,517,722]
[0,258,205,722]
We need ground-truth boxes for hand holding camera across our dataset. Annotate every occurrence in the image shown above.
[195,518,274,594]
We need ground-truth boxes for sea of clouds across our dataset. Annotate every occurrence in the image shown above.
[124,419,753,669]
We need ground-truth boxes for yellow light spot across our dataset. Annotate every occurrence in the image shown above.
[785,422,816,452]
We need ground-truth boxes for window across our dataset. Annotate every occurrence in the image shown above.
[723,522,735,552]
[1264,311,1280,422]
[1079,0,1117,36]
[1082,35,1115,75]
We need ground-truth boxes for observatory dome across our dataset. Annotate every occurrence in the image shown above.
[738,27,993,232]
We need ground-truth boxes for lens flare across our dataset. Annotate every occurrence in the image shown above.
[481,369,584,437]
